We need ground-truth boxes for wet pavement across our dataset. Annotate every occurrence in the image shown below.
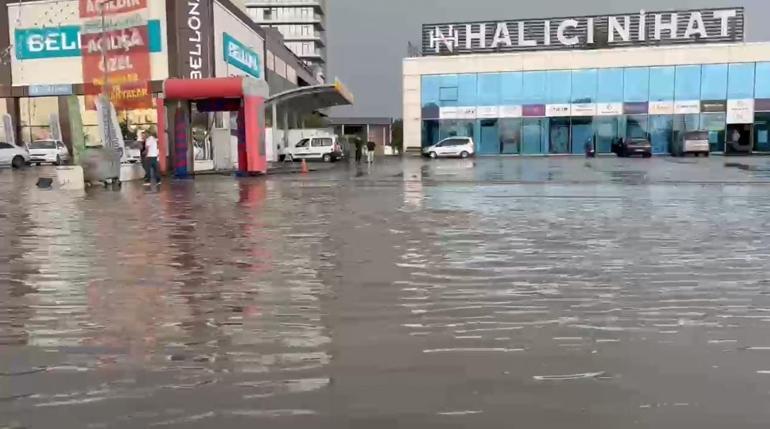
[3,156,770,428]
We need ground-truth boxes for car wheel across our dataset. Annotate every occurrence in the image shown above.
[36,162,41,166]
[704,152,710,157]
[322,153,332,163]
[460,151,470,159]
[11,156,25,169]
[429,151,438,159]
[643,153,652,158]
[54,155,61,166]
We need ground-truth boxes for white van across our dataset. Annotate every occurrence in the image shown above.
[422,137,475,159]
[283,136,343,162]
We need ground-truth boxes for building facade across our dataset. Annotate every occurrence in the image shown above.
[0,0,318,148]
[244,0,326,80]
[403,7,770,155]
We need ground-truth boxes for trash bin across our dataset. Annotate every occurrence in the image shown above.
[82,146,122,186]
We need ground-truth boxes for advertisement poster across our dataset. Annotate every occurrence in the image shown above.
[499,105,523,118]
[476,106,499,119]
[674,100,701,114]
[596,103,623,116]
[727,99,755,124]
[649,101,674,115]
[79,0,152,110]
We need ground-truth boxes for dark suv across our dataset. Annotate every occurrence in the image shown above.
[612,137,652,158]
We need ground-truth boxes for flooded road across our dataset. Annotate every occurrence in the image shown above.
[3,157,770,428]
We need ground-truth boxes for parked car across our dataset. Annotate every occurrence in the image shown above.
[671,131,710,157]
[283,136,343,162]
[612,137,652,158]
[28,139,71,165]
[0,142,31,169]
[422,137,475,159]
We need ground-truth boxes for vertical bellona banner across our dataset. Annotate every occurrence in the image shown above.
[79,0,153,110]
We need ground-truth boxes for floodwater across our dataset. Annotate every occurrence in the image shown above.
[3,157,770,428]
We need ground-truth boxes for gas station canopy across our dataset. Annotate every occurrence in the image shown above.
[265,79,355,114]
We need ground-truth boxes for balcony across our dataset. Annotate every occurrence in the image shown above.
[280,30,326,46]
[246,0,325,13]
[252,12,324,27]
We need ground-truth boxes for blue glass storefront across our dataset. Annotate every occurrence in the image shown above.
[421,62,770,155]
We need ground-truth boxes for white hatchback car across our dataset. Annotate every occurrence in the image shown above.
[423,137,475,159]
[28,139,71,166]
[0,142,31,169]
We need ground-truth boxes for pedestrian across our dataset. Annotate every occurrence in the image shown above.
[366,140,376,164]
[137,130,150,182]
[354,137,364,163]
[144,128,161,185]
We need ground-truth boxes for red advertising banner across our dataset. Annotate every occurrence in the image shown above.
[80,0,148,19]
[80,0,152,110]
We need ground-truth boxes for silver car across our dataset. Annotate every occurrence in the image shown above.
[422,137,475,159]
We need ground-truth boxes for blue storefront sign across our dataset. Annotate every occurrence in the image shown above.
[14,20,163,60]
[223,32,261,78]
[29,84,74,97]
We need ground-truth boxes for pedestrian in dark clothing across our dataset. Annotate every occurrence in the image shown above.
[366,141,376,164]
[354,138,364,163]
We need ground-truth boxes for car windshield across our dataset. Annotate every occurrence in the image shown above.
[30,141,56,149]
[685,131,709,140]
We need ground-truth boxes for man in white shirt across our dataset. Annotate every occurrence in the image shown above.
[144,129,160,185]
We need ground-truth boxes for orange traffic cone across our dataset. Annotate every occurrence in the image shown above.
[300,159,309,174]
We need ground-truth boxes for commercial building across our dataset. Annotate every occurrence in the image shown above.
[403,7,770,155]
[0,0,320,150]
[244,0,326,79]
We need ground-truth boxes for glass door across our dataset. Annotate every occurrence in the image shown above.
[570,117,594,154]
[649,115,673,154]
[521,118,546,155]
[595,117,619,153]
[754,113,770,153]
[478,119,499,155]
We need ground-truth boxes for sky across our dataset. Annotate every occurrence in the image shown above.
[325,0,768,119]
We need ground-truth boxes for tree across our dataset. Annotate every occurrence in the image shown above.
[391,119,403,155]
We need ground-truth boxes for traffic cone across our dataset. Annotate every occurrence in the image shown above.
[301,159,309,174]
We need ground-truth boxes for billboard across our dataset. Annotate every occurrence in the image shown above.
[79,0,152,109]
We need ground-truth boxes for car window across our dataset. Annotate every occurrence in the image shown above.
[310,138,332,147]
[0,143,12,149]
[295,139,309,148]
[31,141,56,149]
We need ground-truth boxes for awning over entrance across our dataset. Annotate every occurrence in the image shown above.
[266,79,354,114]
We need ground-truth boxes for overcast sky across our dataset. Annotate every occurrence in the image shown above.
[326,0,767,118]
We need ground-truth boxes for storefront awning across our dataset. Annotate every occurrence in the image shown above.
[265,79,354,114]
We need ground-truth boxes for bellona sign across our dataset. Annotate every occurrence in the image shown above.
[422,7,744,55]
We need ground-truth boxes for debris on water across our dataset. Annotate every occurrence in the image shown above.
[533,372,605,381]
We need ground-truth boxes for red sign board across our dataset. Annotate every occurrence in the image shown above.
[79,0,152,110]
[80,0,148,19]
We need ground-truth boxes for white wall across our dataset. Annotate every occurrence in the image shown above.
[8,0,169,86]
[402,42,770,149]
[212,1,265,80]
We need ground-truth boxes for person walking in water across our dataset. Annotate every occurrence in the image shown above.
[354,137,364,163]
[144,129,160,185]
[366,140,376,164]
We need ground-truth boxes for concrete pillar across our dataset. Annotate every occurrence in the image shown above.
[282,108,289,151]
[272,102,279,157]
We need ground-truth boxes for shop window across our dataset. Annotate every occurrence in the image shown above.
[422,120,439,148]
[548,118,570,153]
[477,73,501,107]
[571,69,597,104]
[623,67,650,103]
[701,64,728,100]
[728,63,755,99]
[457,74,477,106]
[597,68,623,102]
[700,113,726,152]
[624,115,649,139]
[522,72,546,105]
[421,75,441,111]
[500,72,522,105]
[546,70,571,104]
[650,67,675,102]
[438,120,475,142]
[754,113,770,152]
[521,118,547,154]
[675,65,701,101]
[755,63,770,99]
[477,119,499,155]
[19,97,59,144]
